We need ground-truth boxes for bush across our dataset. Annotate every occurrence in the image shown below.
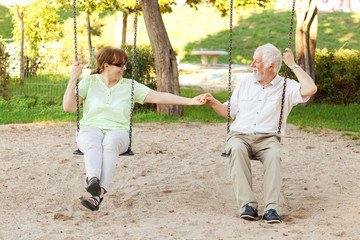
[121,44,156,90]
[279,48,360,105]
[314,48,360,104]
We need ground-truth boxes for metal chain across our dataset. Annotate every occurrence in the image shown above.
[127,0,139,152]
[72,0,80,134]
[226,0,234,134]
[277,0,296,135]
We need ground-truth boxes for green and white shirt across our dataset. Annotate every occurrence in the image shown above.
[77,74,151,131]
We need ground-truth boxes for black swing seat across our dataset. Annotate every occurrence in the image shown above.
[73,149,134,156]
[221,152,259,161]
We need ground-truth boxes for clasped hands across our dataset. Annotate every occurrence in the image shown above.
[192,93,216,105]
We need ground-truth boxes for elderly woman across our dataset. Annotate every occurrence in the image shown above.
[63,46,206,211]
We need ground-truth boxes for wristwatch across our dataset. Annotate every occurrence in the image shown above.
[290,64,300,71]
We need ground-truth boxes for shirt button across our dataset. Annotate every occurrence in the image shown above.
[257,112,259,114]
[254,124,256,126]
[259,99,261,102]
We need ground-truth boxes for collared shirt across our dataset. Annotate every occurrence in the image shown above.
[77,74,151,131]
[229,74,309,136]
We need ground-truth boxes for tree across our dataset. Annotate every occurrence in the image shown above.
[13,1,26,85]
[140,0,272,116]
[295,0,317,103]
[140,0,181,115]
[295,0,317,80]
[57,0,109,62]
[12,0,60,84]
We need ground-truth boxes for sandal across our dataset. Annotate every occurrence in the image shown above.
[85,177,101,196]
[81,196,103,211]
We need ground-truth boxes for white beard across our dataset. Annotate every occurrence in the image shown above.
[252,68,264,81]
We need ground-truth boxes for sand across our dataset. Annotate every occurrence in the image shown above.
[0,121,359,240]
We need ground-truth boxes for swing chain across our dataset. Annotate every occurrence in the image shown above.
[277,0,296,135]
[226,0,234,134]
[72,0,80,133]
[127,0,139,152]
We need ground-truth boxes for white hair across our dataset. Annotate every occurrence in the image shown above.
[255,43,282,73]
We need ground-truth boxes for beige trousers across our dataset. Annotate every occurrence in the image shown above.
[225,131,282,213]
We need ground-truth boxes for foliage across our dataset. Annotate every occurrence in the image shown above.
[11,0,61,58]
[0,41,10,98]
[314,48,360,104]
[121,44,157,90]
[204,0,271,17]
[59,11,107,62]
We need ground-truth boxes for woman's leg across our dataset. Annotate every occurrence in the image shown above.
[76,126,104,181]
[100,129,129,192]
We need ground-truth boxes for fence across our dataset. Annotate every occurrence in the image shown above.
[6,46,94,102]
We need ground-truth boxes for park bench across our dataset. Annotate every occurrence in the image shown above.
[192,50,228,66]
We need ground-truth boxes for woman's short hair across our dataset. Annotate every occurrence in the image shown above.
[255,43,282,73]
[91,46,128,74]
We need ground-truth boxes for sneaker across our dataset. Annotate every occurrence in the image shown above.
[262,209,282,223]
[240,205,258,220]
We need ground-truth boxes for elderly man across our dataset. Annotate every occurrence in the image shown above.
[205,43,317,223]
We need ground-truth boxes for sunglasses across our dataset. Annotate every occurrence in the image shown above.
[109,62,127,68]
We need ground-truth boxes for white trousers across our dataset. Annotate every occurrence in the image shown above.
[77,126,129,192]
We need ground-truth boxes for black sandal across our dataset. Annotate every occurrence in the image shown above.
[85,177,101,196]
[81,196,103,211]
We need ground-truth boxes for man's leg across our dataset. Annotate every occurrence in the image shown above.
[225,132,258,213]
[254,135,282,211]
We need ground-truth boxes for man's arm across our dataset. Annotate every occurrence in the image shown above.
[283,48,317,97]
[204,93,229,118]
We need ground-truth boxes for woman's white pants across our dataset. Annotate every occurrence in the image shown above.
[77,126,129,192]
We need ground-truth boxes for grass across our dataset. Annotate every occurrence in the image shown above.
[0,4,13,39]
[1,88,359,131]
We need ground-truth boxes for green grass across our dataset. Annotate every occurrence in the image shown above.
[1,89,359,134]
[287,103,360,132]
[0,4,13,39]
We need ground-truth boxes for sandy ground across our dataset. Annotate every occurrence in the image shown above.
[0,121,359,240]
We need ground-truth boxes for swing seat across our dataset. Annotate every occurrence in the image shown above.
[73,149,134,156]
[221,152,259,161]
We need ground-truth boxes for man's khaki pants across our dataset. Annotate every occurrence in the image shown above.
[225,131,282,213]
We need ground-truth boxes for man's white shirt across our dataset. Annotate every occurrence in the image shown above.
[228,74,309,136]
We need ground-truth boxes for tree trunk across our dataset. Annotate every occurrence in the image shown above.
[86,12,93,64]
[19,13,25,85]
[140,0,182,116]
[295,0,318,103]
[121,11,128,46]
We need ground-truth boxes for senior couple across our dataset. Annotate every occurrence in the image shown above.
[63,43,317,223]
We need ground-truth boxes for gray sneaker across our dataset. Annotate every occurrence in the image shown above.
[240,205,259,220]
[262,209,282,223]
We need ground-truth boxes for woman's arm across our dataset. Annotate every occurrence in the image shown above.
[144,90,206,105]
[63,62,84,113]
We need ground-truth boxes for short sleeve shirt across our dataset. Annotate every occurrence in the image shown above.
[229,74,309,135]
[77,74,151,131]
